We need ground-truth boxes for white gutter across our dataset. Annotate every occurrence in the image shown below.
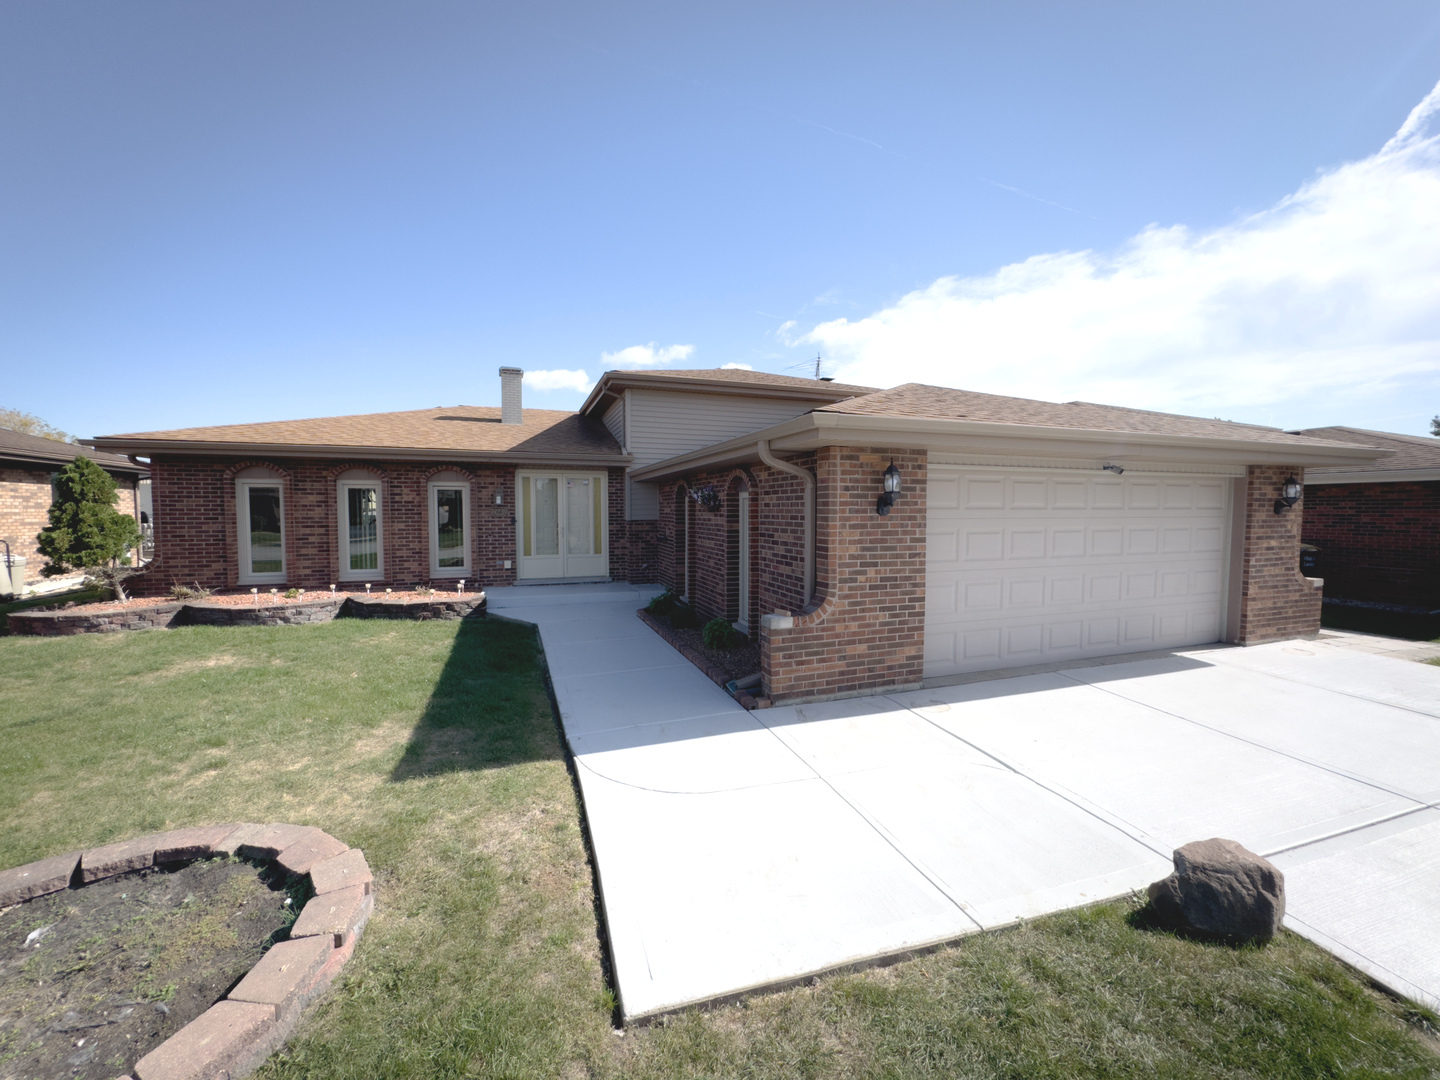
[756,440,814,605]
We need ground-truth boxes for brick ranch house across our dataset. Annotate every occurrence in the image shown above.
[1291,426,1440,613]
[87,368,1386,703]
[1,426,147,593]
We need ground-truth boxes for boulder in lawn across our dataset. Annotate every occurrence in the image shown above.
[1147,837,1285,941]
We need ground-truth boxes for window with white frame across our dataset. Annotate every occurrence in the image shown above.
[337,471,383,581]
[428,474,471,578]
[236,469,286,585]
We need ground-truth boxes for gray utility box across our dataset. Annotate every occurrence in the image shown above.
[1,555,25,597]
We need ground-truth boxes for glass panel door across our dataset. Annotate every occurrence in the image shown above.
[534,478,559,556]
[346,487,379,571]
[565,477,592,555]
[247,487,283,575]
[435,488,466,568]
[516,472,607,580]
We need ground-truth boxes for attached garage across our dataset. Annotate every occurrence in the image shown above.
[627,377,1390,705]
[925,465,1239,678]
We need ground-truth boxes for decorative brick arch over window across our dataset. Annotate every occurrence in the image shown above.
[323,462,389,481]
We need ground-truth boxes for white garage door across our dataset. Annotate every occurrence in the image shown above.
[924,468,1230,678]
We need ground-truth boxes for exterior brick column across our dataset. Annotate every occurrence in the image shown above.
[760,447,927,703]
[1236,464,1322,644]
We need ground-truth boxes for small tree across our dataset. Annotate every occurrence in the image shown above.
[36,456,143,600]
[1431,415,1439,437]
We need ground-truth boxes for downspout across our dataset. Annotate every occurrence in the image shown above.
[756,440,814,605]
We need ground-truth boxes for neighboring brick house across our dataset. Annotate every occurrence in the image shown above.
[1,427,146,593]
[1291,426,1440,611]
[88,368,1384,704]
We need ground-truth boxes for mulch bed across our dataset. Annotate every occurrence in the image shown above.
[0,858,294,1080]
[637,609,765,707]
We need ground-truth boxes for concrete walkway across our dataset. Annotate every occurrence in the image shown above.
[487,584,1440,1021]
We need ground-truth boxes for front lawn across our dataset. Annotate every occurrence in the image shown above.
[1,621,1436,1079]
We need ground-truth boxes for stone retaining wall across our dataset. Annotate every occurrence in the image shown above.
[7,593,486,636]
[182,597,346,627]
[7,601,186,635]
[345,595,484,620]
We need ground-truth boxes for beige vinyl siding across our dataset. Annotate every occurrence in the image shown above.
[624,388,820,519]
[602,397,626,448]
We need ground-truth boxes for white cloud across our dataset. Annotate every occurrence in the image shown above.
[721,362,754,370]
[804,79,1440,428]
[523,368,593,394]
[599,342,695,369]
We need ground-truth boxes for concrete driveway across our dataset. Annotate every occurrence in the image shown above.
[487,584,1440,1021]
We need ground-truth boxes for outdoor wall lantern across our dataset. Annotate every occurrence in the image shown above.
[1274,475,1303,515]
[689,484,723,513]
[876,460,902,516]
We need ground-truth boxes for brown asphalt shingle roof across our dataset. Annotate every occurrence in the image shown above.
[92,406,623,458]
[1292,426,1436,472]
[818,384,1383,449]
[623,369,877,395]
[0,426,144,473]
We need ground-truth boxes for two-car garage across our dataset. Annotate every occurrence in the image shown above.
[924,464,1238,678]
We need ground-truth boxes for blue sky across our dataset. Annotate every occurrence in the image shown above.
[2,2,1438,439]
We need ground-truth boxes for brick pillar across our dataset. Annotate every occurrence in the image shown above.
[1236,464,1322,644]
[760,447,927,703]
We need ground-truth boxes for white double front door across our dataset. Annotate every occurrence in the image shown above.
[516,472,608,580]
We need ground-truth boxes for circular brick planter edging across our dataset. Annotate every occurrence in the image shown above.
[7,592,486,636]
[0,822,375,1080]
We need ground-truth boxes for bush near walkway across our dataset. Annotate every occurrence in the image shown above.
[1,620,1435,1080]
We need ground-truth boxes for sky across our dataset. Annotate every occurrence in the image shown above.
[2,2,1438,440]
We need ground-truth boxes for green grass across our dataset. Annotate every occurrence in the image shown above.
[2,621,1437,1079]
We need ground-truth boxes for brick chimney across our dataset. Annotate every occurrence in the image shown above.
[499,367,524,425]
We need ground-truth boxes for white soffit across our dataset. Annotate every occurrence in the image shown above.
[927,453,1246,477]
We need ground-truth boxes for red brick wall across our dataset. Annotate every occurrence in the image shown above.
[1,463,141,576]
[759,447,927,703]
[1301,480,1439,608]
[1236,464,1322,644]
[141,456,640,595]
[0,467,55,569]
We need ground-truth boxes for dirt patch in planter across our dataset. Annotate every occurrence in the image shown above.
[0,857,294,1080]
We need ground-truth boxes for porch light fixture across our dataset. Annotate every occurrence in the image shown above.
[689,485,723,513]
[876,460,902,516]
[1273,475,1303,515]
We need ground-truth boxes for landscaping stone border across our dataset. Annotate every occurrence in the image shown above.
[345,594,485,621]
[637,608,769,710]
[0,823,374,1080]
[7,592,486,636]
[181,597,346,627]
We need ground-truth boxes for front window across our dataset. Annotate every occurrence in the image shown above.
[238,480,285,584]
[338,480,383,580]
[429,481,471,577]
